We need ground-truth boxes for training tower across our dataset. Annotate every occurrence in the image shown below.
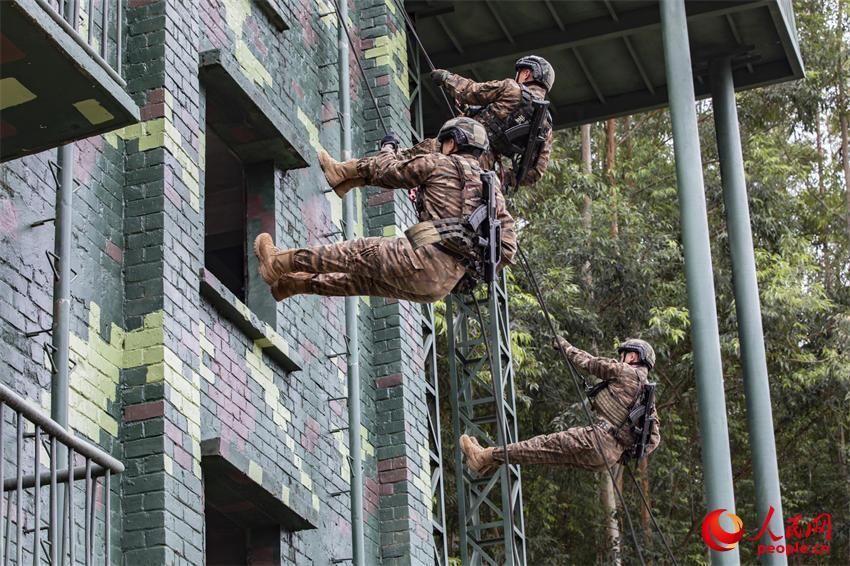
[0,1,802,565]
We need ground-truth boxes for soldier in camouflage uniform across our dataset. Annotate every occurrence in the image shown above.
[253,117,516,303]
[461,338,660,474]
[400,55,556,189]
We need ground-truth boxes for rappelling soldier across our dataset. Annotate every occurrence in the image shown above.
[253,117,516,303]
[460,338,660,474]
[399,55,555,190]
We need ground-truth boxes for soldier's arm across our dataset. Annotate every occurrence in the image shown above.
[521,128,554,186]
[357,150,436,189]
[555,338,625,381]
[495,186,516,265]
[396,138,439,161]
[440,72,522,107]
[645,409,661,456]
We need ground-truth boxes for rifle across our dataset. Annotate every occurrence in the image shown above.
[481,171,501,283]
[511,99,550,189]
[633,383,657,460]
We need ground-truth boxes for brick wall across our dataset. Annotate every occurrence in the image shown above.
[0,0,433,563]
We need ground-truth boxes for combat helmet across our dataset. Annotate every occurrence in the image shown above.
[437,117,489,152]
[618,339,656,370]
[515,55,555,92]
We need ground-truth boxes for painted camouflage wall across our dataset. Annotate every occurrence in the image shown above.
[0,0,435,564]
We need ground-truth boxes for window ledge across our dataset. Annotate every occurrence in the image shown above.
[199,268,302,372]
[255,0,290,32]
[201,437,318,531]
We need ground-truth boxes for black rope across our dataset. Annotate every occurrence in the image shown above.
[471,292,520,563]
[625,462,679,565]
[331,0,389,135]
[516,246,646,566]
[391,0,457,119]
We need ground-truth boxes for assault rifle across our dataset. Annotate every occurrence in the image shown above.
[511,99,550,189]
[631,382,657,460]
[481,171,501,283]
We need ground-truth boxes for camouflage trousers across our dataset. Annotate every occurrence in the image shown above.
[493,425,624,472]
[281,236,466,303]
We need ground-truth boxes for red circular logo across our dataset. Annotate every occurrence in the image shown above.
[702,509,745,552]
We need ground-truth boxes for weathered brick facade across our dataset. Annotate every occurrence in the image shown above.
[0,0,435,564]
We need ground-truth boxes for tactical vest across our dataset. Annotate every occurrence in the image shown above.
[477,85,553,159]
[588,369,649,446]
[406,156,490,264]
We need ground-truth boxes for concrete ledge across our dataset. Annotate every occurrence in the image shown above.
[199,268,302,372]
[201,437,318,531]
[199,49,308,170]
[1,0,139,162]
[255,0,290,32]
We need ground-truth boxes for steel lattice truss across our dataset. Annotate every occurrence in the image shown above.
[447,274,526,566]
[422,303,449,565]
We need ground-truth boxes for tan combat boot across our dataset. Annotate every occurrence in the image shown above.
[318,149,361,192]
[254,233,295,285]
[333,177,367,199]
[270,274,313,301]
[460,434,496,475]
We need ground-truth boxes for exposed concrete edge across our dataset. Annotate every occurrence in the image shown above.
[198,268,303,372]
[200,437,319,530]
[10,0,139,122]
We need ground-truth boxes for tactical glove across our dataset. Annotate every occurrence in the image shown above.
[430,69,450,85]
[380,131,402,151]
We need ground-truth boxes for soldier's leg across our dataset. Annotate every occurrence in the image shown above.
[268,242,465,302]
[274,273,440,303]
[493,426,623,472]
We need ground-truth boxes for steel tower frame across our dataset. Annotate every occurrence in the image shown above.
[446,274,526,566]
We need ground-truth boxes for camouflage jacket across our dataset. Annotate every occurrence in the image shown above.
[441,73,553,187]
[559,341,661,456]
[357,149,517,264]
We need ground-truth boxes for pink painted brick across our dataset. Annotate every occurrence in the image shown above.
[123,400,164,422]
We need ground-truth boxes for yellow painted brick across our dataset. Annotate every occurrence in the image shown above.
[164,455,174,476]
[312,494,320,512]
[300,471,312,491]
[382,225,397,237]
[146,362,165,383]
[281,485,291,506]
[248,461,263,485]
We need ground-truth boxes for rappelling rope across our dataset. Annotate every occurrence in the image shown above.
[625,462,679,563]
[517,247,647,566]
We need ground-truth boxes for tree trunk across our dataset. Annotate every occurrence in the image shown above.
[606,118,619,239]
[580,124,593,291]
[600,470,622,566]
[839,0,850,240]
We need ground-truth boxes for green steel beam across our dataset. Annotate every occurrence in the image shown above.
[660,2,739,564]
[711,57,786,564]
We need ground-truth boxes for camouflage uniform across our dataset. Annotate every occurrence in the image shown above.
[401,73,553,187]
[493,342,660,471]
[274,149,516,303]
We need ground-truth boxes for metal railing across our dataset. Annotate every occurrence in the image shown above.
[0,382,124,565]
[36,0,125,85]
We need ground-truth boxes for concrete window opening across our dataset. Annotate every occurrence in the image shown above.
[204,127,247,302]
[204,506,281,566]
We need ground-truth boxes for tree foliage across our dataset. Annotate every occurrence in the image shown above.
[442,1,850,563]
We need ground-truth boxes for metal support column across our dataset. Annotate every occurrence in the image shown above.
[448,274,526,566]
[660,2,739,564]
[337,0,364,561]
[711,57,786,563]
